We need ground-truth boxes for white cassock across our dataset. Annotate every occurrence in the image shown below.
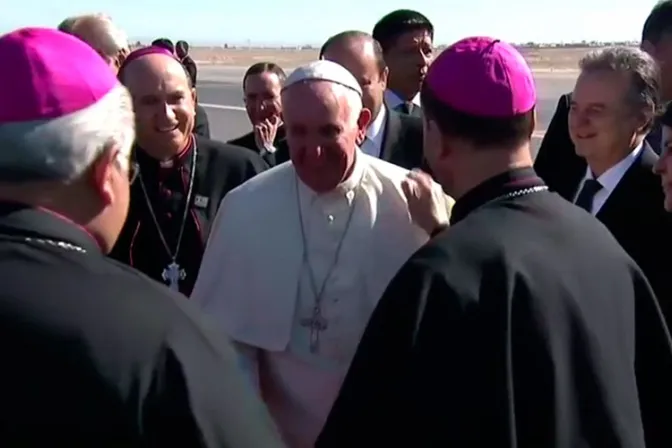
[191,151,453,448]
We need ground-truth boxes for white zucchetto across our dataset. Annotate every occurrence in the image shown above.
[282,60,363,97]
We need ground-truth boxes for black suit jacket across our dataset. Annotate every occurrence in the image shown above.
[379,108,425,170]
[111,134,267,266]
[535,93,662,195]
[228,126,285,167]
[194,104,210,139]
[562,144,672,326]
[273,108,426,171]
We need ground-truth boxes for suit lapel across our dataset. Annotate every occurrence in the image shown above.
[596,143,658,224]
[380,107,402,163]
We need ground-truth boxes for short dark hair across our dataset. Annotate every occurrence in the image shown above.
[176,40,189,54]
[420,82,535,148]
[642,1,672,44]
[242,62,286,88]
[372,9,433,53]
[319,30,386,73]
[151,38,174,53]
[661,101,672,127]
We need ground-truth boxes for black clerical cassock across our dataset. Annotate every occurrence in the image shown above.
[317,168,672,448]
[110,134,267,296]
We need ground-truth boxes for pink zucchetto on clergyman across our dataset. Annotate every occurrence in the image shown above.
[0,27,122,181]
[0,27,120,123]
[117,45,179,79]
[424,36,537,118]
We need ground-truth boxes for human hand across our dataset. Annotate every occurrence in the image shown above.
[402,169,450,235]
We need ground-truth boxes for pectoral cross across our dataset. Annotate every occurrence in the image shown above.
[300,306,329,354]
[162,261,186,291]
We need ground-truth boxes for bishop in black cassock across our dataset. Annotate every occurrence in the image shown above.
[317,37,672,448]
[110,46,267,296]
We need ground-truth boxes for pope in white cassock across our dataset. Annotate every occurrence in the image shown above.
[191,60,454,448]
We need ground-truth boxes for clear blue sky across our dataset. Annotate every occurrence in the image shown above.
[0,1,657,46]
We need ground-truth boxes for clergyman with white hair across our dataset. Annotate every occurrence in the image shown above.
[0,27,284,447]
[58,13,130,73]
[190,59,454,448]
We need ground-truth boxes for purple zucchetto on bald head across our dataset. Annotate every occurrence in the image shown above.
[117,45,189,86]
[118,45,178,73]
[425,36,536,118]
[0,27,120,123]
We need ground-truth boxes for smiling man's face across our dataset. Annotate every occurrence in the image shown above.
[568,70,642,161]
[123,53,196,159]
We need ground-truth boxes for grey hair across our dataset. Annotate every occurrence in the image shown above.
[0,84,136,183]
[62,14,129,59]
[579,46,662,126]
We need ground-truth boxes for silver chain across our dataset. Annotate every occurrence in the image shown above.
[295,175,360,311]
[479,185,548,210]
[135,144,198,263]
[0,236,87,253]
[24,237,86,253]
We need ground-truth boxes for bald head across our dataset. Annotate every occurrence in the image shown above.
[121,53,191,91]
[320,31,388,121]
[321,31,386,72]
[120,53,196,160]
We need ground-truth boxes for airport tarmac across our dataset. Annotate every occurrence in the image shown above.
[195,65,578,156]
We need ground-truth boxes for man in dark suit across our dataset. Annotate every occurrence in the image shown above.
[563,46,672,325]
[373,10,433,118]
[176,40,197,86]
[194,103,210,138]
[535,2,672,188]
[228,62,286,166]
[277,30,424,170]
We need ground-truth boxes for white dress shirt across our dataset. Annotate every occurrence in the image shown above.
[384,89,421,111]
[360,106,386,158]
[574,144,643,215]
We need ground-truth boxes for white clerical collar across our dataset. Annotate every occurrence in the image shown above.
[584,143,643,193]
[297,149,366,200]
[384,89,421,109]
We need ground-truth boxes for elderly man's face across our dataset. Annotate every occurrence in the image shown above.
[123,54,196,158]
[243,71,283,125]
[569,70,646,161]
[283,81,370,192]
[654,125,672,211]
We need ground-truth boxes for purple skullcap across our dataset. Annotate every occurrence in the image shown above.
[118,45,179,75]
[425,36,536,118]
[0,27,119,123]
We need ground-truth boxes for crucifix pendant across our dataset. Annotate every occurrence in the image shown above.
[162,261,186,291]
[300,306,329,354]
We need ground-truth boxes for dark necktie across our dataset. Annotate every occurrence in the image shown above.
[574,178,602,213]
[396,101,415,115]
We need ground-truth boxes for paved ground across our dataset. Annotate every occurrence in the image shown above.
[195,66,578,157]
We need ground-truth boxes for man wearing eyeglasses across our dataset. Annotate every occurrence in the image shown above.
[109,46,267,296]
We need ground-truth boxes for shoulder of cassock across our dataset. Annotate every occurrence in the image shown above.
[190,155,454,349]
